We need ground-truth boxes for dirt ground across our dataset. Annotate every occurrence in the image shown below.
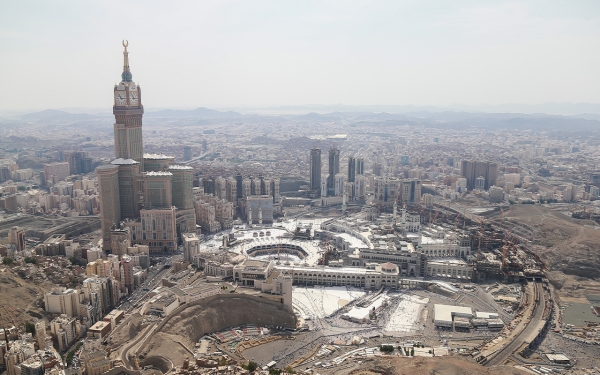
[106,313,144,350]
[488,204,600,299]
[0,268,50,329]
[356,356,530,375]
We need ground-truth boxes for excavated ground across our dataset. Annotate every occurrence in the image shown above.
[139,294,296,365]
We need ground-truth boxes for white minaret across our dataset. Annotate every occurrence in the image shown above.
[258,207,263,225]
[401,206,407,223]
[248,207,253,225]
[393,201,397,221]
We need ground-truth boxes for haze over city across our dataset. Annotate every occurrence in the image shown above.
[1,0,600,112]
[2,2,600,375]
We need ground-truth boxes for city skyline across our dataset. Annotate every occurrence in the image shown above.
[2,2,600,374]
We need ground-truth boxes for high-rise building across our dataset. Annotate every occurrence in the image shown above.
[372,162,382,176]
[97,42,197,255]
[309,148,321,195]
[113,41,144,171]
[356,158,364,175]
[44,287,80,317]
[65,151,93,175]
[327,148,340,196]
[169,166,194,210]
[113,159,140,220]
[144,171,172,209]
[347,156,356,183]
[183,146,192,161]
[334,173,345,196]
[50,315,77,351]
[460,160,498,190]
[43,162,70,185]
[401,179,422,204]
[97,165,121,250]
[8,226,25,251]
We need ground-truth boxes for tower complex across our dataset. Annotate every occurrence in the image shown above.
[97,42,196,253]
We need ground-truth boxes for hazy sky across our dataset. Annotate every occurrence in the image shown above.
[1,0,599,112]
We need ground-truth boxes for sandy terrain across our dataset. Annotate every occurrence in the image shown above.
[0,268,50,329]
[139,294,296,365]
[488,205,600,299]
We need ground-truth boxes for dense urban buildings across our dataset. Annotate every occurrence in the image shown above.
[2,40,600,375]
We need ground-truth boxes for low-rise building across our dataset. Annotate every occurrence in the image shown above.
[87,321,111,339]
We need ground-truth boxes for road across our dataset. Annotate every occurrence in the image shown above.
[118,256,180,312]
[485,282,545,366]
[119,322,158,369]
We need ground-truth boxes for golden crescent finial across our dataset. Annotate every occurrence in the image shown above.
[122,40,129,48]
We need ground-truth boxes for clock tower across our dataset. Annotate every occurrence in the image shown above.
[113,40,144,171]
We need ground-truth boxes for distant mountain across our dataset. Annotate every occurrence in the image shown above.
[447,102,600,115]
[294,112,342,121]
[21,109,71,121]
[20,109,100,123]
[147,107,242,118]
[239,102,600,116]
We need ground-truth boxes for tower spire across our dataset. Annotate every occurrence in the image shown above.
[121,40,132,82]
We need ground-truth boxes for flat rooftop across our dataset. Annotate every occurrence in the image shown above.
[434,304,472,323]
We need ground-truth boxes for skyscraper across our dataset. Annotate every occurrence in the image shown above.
[348,156,356,183]
[113,158,140,220]
[97,165,121,249]
[97,42,196,254]
[460,160,498,190]
[327,147,340,196]
[309,148,321,195]
[356,158,364,175]
[113,41,144,171]
[183,146,192,161]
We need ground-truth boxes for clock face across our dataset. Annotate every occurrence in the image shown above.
[129,91,139,105]
[115,91,126,105]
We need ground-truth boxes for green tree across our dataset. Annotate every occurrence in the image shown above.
[411,347,414,356]
[2,258,14,265]
[244,361,258,372]
[25,322,36,335]
[24,257,38,265]
[269,368,282,375]
[380,345,394,353]
[284,366,296,374]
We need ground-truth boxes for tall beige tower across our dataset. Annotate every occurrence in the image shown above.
[113,40,144,171]
[97,164,121,250]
